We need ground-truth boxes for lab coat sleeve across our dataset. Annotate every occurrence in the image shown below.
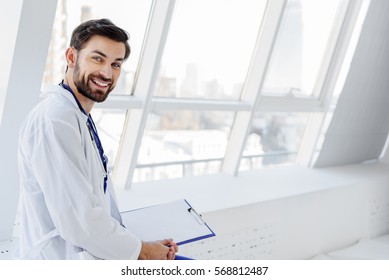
[27,115,141,259]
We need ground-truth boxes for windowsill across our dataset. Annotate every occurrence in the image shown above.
[115,161,389,213]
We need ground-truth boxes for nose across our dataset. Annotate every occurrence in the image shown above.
[99,64,112,80]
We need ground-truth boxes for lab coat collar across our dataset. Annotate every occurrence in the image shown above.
[42,85,88,121]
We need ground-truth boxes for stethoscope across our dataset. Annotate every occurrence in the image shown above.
[60,81,108,193]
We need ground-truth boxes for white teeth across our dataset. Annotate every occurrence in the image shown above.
[93,79,109,87]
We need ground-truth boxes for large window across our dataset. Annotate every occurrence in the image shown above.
[240,113,308,171]
[262,0,344,98]
[41,0,366,186]
[92,108,126,170]
[154,0,267,100]
[134,110,234,182]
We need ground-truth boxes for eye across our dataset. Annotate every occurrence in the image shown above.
[92,56,103,62]
[112,62,122,69]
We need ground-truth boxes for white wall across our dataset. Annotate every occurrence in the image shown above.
[0,0,58,241]
[315,0,389,168]
[0,0,22,120]
[183,177,389,259]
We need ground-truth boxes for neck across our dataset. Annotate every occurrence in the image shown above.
[63,76,95,114]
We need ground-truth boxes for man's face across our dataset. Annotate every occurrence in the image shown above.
[72,35,126,102]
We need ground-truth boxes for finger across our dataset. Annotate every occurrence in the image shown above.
[166,240,178,252]
[167,249,175,260]
[169,246,175,254]
[160,238,172,245]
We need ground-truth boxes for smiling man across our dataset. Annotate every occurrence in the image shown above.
[16,19,178,260]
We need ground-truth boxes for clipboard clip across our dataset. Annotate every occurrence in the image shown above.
[188,207,204,225]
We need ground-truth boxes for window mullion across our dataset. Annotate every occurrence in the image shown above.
[258,96,322,112]
[317,0,363,110]
[297,0,366,167]
[151,97,251,112]
[222,0,288,175]
[94,95,143,110]
[112,0,176,189]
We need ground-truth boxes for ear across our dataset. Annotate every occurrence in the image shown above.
[65,47,76,69]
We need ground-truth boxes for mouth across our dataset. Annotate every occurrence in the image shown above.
[90,77,111,89]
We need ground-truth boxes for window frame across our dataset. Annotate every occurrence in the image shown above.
[89,0,365,189]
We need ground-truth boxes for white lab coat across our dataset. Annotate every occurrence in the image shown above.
[15,85,141,259]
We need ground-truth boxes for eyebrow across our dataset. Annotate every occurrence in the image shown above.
[91,50,124,62]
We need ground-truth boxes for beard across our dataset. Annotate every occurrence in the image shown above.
[73,61,115,103]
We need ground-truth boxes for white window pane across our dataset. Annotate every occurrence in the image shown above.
[240,113,308,170]
[134,110,235,182]
[155,0,267,100]
[42,0,152,95]
[262,0,344,98]
[92,108,126,171]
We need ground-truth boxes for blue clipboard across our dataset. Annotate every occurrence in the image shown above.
[121,199,215,246]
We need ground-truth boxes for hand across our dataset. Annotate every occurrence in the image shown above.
[159,238,178,260]
[138,238,178,260]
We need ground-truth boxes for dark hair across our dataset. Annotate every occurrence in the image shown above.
[70,18,130,60]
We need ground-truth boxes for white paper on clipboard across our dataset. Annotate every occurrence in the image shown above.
[121,199,215,245]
